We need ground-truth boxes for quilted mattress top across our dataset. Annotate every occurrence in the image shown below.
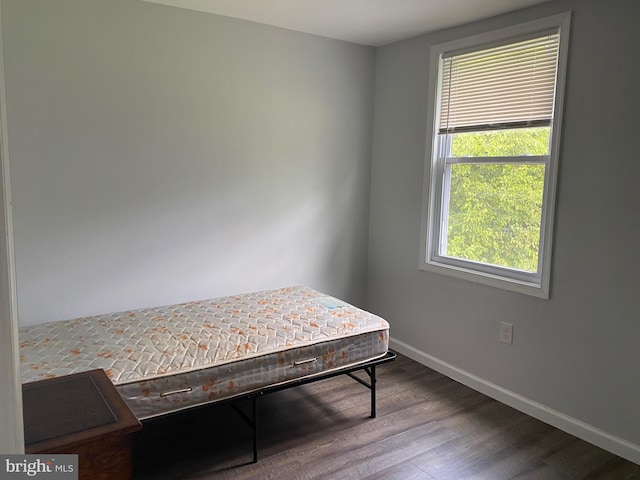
[19,286,389,385]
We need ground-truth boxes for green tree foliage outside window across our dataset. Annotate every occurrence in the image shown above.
[443,128,549,272]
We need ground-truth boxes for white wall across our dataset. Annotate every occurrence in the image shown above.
[0,0,23,453]
[2,0,375,325]
[368,0,640,461]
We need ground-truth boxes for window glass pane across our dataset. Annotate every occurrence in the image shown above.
[442,163,545,272]
[450,127,551,157]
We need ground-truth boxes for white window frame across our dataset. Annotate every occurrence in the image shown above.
[420,13,571,299]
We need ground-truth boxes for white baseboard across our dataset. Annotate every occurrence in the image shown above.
[390,337,640,466]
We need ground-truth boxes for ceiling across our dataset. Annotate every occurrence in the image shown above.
[141,0,555,46]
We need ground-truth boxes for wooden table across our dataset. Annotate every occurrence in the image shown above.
[23,369,142,480]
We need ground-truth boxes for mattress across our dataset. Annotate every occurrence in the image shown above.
[19,286,389,420]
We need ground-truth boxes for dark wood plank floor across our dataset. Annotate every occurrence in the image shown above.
[133,353,640,479]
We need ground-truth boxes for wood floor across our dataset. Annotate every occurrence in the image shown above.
[132,353,640,479]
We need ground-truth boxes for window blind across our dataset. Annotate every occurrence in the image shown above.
[439,31,560,133]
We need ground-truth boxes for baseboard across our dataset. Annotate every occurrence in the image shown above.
[390,337,640,466]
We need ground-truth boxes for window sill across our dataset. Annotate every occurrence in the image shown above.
[419,260,549,299]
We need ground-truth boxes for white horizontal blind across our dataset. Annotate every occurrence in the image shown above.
[439,31,560,133]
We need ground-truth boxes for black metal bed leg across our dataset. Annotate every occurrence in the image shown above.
[369,365,377,418]
[251,395,258,463]
[347,365,378,418]
[231,394,260,463]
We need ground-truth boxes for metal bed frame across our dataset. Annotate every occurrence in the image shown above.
[229,350,397,463]
[140,350,396,463]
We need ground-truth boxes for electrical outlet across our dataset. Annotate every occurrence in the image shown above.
[500,322,513,344]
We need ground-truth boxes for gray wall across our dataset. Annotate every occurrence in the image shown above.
[368,0,640,451]
[2,0,375,325]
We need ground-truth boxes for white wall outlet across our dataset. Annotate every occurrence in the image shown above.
[500,322,513,344]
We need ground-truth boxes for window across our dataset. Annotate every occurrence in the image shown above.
[421,13,570,298]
